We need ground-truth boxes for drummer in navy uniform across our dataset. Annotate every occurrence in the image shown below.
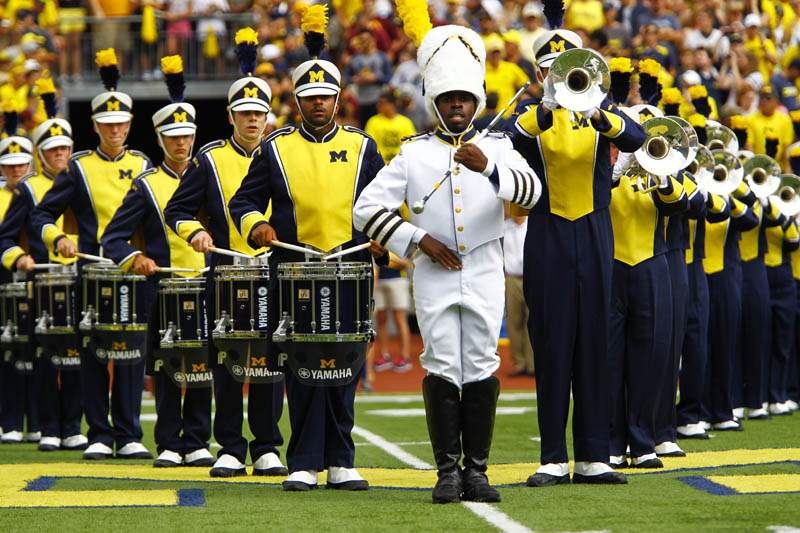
[354,23,540,503]
[164,29,287,478]
[228,5,385,491]
[102,56,213,468]
[0,76,86,451]
[0,110,40,444]
[31,49,153,460]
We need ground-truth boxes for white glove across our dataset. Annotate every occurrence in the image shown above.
[699,187,709,202]
[760,196,769,208]
[657,174,670,188]
[541,76,558,111]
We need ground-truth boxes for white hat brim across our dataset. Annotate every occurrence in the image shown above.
[159,126,197,137]
[0,154,33,165]
[38,137,74,151]
[295,86,340,98]
[229,102,271,113]
[93,112,133,124]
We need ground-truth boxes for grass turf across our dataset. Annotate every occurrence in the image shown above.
[1,391,799,532]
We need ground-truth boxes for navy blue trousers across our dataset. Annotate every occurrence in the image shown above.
[212,368,284,463]
[154,372,212,454]
[524,209,613,464]
[608,256,673,457]
[284,371,357,472]
[38,353,82,439]
[791,280,800,402]
[704,263,743,423]
[677,261,710,426]
[738,259,771,409]
[766,264,796,404]
[0,356,40,433]
[81,348,144,448]
[655,249,687,444]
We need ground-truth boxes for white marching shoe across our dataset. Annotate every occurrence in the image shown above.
[655,441,685,457]
[83,442,113,460]
[784,400,799,412]
[61,434,89,450]
[210,454,246,478]
[24,431,41,442]
[282,470,318,491]
[327,467,369,490]
[712,420,742,431]
[747,407,769,420]
[769,403,790,416]
[116,442,153,459]
[153,450,183,467]
[38,436,61,451]
[1,430,23,443]
[676,423,708,439]
[252,452,288,476]
[732,407,744,420]
[185,448,215,467]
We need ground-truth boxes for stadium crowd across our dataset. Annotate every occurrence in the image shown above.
[0,0,798,156]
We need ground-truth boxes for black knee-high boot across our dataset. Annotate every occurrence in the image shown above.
[422,374,462,504]
[461,376,501,502]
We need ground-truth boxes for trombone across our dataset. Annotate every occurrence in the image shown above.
[706,120,740,153]
[743,154,781,200]
[704,149,744,197]
[771,174,800,218]
[685,145,714,193]
[550,48,610,114]
[630,117,692,193]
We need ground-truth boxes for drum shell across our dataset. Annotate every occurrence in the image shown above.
[82,264,149,332]
[35,271,78,335]
[213,265,270,340]
[0,282,33,345]
[158,277,208,348]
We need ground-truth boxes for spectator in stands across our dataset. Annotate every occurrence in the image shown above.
[193,0,229,78]
[504,213,534,378]
[634,22,676,74]
[389,43,429,131]
[771,58,800,111]
[748,85,795,169]
[57,0,88,81]
[373,252,414,374]
[344,29,392,126]
[502,30,535,80]
[684,9,729,62]
[364,89,416,164]
[484,34,528,118]
[566,0,604,34]
[619,0,652,38]
[89,0,133,65]
[602,2,632,56]
[518,3,545,66]
[165,0,193,56]
[744,13,778,80]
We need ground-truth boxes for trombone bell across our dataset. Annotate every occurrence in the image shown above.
[634,117,692,177]
[743,154,781,200]
[704,149,744,197]
[771,174,800,218]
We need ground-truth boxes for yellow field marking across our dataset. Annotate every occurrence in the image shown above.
[707,474,800,494]
[1,448,799,507]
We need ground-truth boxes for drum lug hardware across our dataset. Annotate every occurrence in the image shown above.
[335,320,341,334]
[161,322,176,348]
[213,311,231,336]
[79,307,95,331]
[311,320,317,334]
[0,321,13,343]
[250,318,255,332]
[34,312,50,335]
[273,313,290,342]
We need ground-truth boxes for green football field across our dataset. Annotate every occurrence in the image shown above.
[1,390,800,532]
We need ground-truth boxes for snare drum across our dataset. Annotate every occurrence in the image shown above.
[159,277,207,348]
[212,263,270,341]
[34,266,77,335]
[81,263,148,333]
[0,281,33,344]
[274,261,373,342]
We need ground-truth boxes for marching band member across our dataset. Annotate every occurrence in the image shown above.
[790,228,800,411]
[702,178,758,431]
[164,29,286,478]
[511,0,645,486]
[101,56,212,468]
[31,49,153,460]
[0,77,85,451]
[229,5,384,491]
[764,207,800,415]
[608,116,688,469]
[355,22,540,503]
[0,106,39,444]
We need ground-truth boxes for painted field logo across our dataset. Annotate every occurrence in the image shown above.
[319,286,331,331]
[119,285,130,322]
[257,286,268,328]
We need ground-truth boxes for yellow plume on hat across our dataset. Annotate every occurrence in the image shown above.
[95,48,118,68]
[1,93,16,114]
[234,27,259,46]
[35,76,56,96]
[688,113,706,128]
[729,115,748,130]
[661,87,683,105]
[396,0,433,47]
[609,57,633,74]
[160,55,184,75]
[638,58,661,77]
[300,4,329,35]
[688,84,708,100]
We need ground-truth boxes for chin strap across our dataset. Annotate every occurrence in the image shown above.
[227,109,268,147]
[295,93,341,132]
[157,133,194,164]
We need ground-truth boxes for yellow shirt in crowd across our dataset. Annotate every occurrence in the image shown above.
[364,113,416,164]
[747,110,795,164]
[485,60,529,118]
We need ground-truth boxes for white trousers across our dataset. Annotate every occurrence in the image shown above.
[412,239,504,388]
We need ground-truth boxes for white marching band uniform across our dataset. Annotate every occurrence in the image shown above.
[354,132,540,386]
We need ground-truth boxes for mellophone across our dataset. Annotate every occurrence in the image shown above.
[0,241,375,386]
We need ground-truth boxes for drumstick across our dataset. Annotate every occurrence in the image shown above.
[32,263,63,270]
[208,246,252,260]
[322,242,372,261]
[75,252,114,263]
[270,240,324,256]
[155,266,199,273]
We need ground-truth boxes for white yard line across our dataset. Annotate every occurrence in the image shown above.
[462,502,534,533]
[352,423,535,533]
